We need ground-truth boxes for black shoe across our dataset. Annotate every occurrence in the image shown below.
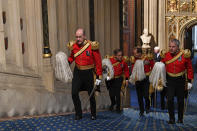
[75,115,82,120]
[139,112,144,117]
[91,115,96,120]
[168,119,175,124]
[109,105,114,111]
[116,109,122,114]
[177,119,183,123]
[146,109,150,114]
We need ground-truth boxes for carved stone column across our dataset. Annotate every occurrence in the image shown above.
[158,0,166,50]
[47,0,58,66]
[0,0,6,70]
[144,0,149,30]
[149,0,158,46]
[43,58,54,92]
[7,0,23,67]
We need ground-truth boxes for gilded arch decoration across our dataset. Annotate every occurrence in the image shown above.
[165,0,197,49]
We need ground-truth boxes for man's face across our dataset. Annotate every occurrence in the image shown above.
[133,49,141,58]
[75,29,85,45]
[169,42,179,54]
[154,49,159,54]
[115,52,122,61]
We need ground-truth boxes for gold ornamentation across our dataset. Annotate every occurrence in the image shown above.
[194,0,197,12]
[180,2,189,12]
[76,64,94,70]
[157,79,164,91]
[74,42,90,58]
[91,41,99,50]
[43,53,52,58]
[165,51,183,65]
[167,71,185,77]
[130,56,135,64]
[112,62,120,67]
[170,15,175,20]
[184,49,191,58]
[123,56,129,63]
[43,46,52,58]
[160,49,166,58]
[168,0,178,12]
[67,40,75,50]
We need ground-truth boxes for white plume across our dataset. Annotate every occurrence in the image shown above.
[55,51,73,83]
[129,60,146,84]
[102,58,114,81]
[149,62,166,91]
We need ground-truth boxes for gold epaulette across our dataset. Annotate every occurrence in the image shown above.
[123,56,129,63]
[67,40,75,50]
[147,53,154,60]
[130,56,135,64]
[91,41,99,50]
[183,49,191,58]
[141,54,147,60]
[160,49,167,58]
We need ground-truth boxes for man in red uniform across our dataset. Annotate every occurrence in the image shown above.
[105,49,129,113]
[161,39,193,124]
[67,28,102,120]
[131,47,154,117]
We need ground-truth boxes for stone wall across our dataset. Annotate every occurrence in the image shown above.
[0,0,121,118]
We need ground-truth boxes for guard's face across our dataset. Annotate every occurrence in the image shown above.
[75,30,85,45]
[133,49,141,58]
[115,52,123,61]
[169,42,179,55]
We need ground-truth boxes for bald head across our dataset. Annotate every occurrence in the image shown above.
[75,28,86,45]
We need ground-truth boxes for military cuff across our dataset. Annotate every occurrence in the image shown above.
[188,79,192,83]
[97,75,102,79]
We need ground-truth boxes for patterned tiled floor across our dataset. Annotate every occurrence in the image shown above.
[0,109,197,131]
[0,74,196,130]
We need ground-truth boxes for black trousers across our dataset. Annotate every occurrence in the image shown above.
[72,67,96,117]
[150,86,167,108]
[135,76,150,114]
[106,77,123,110]
[167,75,185,120]
[160,87,167,109]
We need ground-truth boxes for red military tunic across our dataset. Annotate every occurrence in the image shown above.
[68,40,102,79]
[131,55,154,75]
[109,57,129,79]
[161,50,193,80]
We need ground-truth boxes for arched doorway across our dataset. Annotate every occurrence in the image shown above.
[183,24,197,59]
[179,20,197,59]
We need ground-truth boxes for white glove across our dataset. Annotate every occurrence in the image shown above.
[95,79,101,86]
[188,83,192,90]
[106,76,110,81]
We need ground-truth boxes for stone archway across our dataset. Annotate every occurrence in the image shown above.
[179,19,197,50]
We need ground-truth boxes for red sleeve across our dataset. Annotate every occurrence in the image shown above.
[161,56,166,63]
[123,62,129,79]
[186,58,194,80]
[150,59,155,70]
[93,50,102,79]
[68,50,74,64]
